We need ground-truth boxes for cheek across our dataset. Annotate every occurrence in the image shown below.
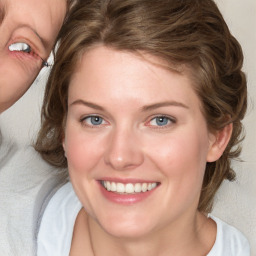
[65,136,89,174]
[146,129,209,185]
[64,128,103,176]
[0,57,40,107]
[147,130,209,212]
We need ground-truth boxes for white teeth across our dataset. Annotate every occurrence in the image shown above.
[125,183,134,193]
[102,181,157,194]
[116,183,125,193]
[134,183,142,193]
[110,182,116,192]
[106,181,111,191]
[142,183,147,192]
[9,42,31,52]
[151,183,157,189]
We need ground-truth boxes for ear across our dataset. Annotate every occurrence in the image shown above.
[63,141,67,158]
[207,123,233,162]
[62,131,67,157]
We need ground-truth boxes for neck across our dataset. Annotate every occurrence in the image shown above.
[87,211,216,256]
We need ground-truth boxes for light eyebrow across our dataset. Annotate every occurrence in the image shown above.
[20,24,48,49]
[142,101,189,112]
[32,28,47,48]
[70,99,105,111]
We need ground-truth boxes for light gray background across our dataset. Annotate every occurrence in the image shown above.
[0,0,255,255]
[212,0,256,254]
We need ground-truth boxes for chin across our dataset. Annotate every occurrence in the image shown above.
[103,223,154,239]
[94,211,156,239]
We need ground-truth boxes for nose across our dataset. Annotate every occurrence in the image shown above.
[104,127,144,171]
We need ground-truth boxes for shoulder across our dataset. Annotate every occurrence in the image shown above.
[207,214,250,256]
[37,182,82,256]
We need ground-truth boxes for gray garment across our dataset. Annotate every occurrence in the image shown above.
[0,69,67,256]
[0,139,67,256]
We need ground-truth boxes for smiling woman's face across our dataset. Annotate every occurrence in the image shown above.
[63,46,227,239]
[0,0,66,112]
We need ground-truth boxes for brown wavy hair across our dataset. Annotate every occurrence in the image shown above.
[35,0,247,213]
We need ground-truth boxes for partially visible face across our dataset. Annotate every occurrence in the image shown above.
[0,0,66,112]
[63,46,218,239]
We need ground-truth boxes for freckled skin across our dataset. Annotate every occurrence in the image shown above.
[0,0,66,113]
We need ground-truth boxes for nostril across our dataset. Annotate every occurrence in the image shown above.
[104,130,144,170]
[104,152,144,171]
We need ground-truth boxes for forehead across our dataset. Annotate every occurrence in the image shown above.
[68,46,202,109]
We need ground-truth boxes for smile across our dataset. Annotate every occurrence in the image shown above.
[101,181,158,194]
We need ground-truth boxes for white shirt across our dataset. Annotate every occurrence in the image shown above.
[37,182,251,256]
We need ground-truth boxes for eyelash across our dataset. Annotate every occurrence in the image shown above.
[80,115,108,128]
[80,115,176,129]
[146,115,176,128]
[8,42,49,67]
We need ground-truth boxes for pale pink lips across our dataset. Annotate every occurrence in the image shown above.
[98,180,160,205]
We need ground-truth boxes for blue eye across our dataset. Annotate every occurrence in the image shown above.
[149,116,174,127]
[82,116,105,126]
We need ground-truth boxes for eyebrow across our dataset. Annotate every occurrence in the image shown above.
[142,101,189,111]
[70,100,105,111]
[70,99,189,111]
[19,24,48,49]
[0,1,48,49]
[32,28,46,47]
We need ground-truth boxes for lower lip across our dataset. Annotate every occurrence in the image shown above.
[98,182,158,205]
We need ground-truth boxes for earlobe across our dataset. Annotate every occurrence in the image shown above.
[62,135,66,157]
[207,123,233,162]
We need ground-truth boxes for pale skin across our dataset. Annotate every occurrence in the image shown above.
[62,46,233,256]
[0,0,66,113]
